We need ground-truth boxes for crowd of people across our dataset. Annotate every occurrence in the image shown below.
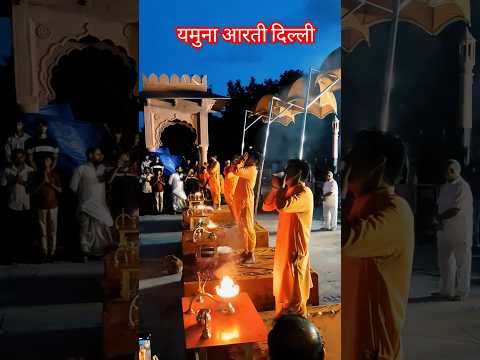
[0,117,145,264]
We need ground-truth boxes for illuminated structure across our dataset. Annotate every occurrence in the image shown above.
[11,0,138,113]
[141,74,228,164]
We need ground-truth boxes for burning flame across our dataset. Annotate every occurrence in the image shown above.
[216,276,239,298]
[207,221,218,230]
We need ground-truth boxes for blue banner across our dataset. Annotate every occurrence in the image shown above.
[153,147,182,176]
[24,104,105,175]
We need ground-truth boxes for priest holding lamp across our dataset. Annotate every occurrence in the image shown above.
[233,151,259,264]
[262,159,314,317]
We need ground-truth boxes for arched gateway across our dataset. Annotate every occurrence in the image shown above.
[141,74,228,164]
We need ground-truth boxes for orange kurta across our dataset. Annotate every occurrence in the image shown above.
[223,165,239,208]
[342,187,414,360]
[208,161,221,206]
[198,172,209,188]
[263,183,314,317]
[233,163,257,251]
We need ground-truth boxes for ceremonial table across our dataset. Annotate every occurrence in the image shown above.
[181,223,269,257]
[182,292,268,360]
[182,248,319,311]
[183,205,235,228]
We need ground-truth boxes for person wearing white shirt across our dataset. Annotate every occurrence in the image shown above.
[141,154,152,173]
[1,149,34,262]
[70,147,113,260]
[169,167,187,213]
[433,159,473,301]
[322,171,338,231]
[5,120,31,164]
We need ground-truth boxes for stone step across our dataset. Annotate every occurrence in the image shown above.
[0,327,102,359]
[0,303,103,357]
[0,262,104,307]
[140,232,182,259]
[0,302,102,334]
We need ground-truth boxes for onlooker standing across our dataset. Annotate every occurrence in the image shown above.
[434,159,473,301]
[141,154,152,174]
[70,147,113,260]
[33,155,62,261]
[151,156,163,173]
[5,119,31,164]
[321,171,338,231]
[25,118,59,171]
[153,169,165,214]
[140,168,154,215]
[169,166,187,213]
[1,149,35,263]
[109,152,140,217]
[184,169,200,197]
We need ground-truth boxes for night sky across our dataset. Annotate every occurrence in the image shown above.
[139,0,340,95]
[0,18,11,65]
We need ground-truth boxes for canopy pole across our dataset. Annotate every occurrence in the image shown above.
[255,98,274,216]
[241,110,249,155]
[299,68,313,159]
[332,115,340,174]
[380,0,401,132]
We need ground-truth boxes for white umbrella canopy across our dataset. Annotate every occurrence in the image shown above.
[342,0,471,52]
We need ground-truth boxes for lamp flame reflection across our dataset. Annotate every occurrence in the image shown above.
[220,328,240,342]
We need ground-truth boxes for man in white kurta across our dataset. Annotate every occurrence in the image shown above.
[169,167,187,213]
[322,171,338,231]
[435,159,473,301]
[70,148,113,258]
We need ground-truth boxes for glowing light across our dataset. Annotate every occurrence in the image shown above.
[207,221,218,230]
[215,276,239,298]
[220,328,240,341]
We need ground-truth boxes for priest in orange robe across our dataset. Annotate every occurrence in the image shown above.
[233,151,259,263]
[207,155,221,209]
[342,129,414,360]
[263,159,314,318]
[223,159,239,221]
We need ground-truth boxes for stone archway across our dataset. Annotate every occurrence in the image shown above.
[156,119,197,148]
[42,33,136,106]
[49,37,137,128]
[159,120,197,159]
[142,73,225,164]
[11,2,138,112]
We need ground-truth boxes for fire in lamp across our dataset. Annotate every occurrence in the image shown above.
[216,276,239,314]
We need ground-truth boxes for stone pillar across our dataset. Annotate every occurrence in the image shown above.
[459,26,475,166]
[198,99,215,164]
[12,2,39,112]
[143,107,156,152]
